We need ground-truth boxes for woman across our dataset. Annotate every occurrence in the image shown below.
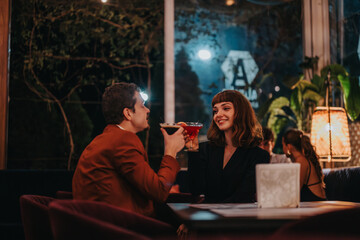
[187,90,270,203]
[259,127,291,164]
[282,128,326,201]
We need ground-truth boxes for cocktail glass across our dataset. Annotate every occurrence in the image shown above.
[159,123,180,135]
[182,122,203,152]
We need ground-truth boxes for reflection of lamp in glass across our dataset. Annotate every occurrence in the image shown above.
[310,71,351,163]
[226,0,236,6]
[310,107,351,162]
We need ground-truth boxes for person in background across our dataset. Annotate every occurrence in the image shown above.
[72,82,185,217]
[282,128,326,201]
[259,127,291,164]
[187,90,270,203]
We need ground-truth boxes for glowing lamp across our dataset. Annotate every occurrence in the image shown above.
[310,107,351,162]
[226,0,236,6]
[140,91,148,102]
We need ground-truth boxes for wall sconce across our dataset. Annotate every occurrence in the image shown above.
[310,106,351,162]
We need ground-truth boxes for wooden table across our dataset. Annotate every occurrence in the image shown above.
[167,201,360,233]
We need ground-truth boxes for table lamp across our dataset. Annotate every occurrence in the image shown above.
[310,71,351,164]
[310,107,351,162]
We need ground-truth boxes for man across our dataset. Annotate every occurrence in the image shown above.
[260,127,291,164]
[72,82,185,217]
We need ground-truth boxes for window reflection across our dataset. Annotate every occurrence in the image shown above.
[175,0,303,130]
[329,0,360,168]
[329,0,360,79]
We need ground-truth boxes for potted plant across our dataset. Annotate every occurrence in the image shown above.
[258,61,360,151]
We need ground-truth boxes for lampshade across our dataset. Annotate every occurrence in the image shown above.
[310,107,351,162]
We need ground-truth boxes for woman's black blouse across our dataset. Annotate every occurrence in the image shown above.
[188,141,270,203]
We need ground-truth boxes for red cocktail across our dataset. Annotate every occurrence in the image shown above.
[178,122,203,151]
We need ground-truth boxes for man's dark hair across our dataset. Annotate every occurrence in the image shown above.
[102,82,140,124]
[262,127,274,142]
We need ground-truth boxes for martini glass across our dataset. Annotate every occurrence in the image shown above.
[159,123,180,135]
[182,122,203,152]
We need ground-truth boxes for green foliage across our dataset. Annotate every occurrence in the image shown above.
[259,96,297,143]
[9,0,165,169]
[321,64,360,121]
[17,0,164,91]
[338,75,360,121]
[259,63,360,142]
[261,75,323,136]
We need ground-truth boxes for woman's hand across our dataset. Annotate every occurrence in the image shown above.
[184,130,199,151]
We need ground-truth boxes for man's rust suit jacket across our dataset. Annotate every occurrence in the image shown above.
[72,124,180,216]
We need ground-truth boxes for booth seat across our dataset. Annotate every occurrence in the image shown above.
[175,166,360,202]
[1,166,360,239]
[323,167,360,202]
[0,170,73,240]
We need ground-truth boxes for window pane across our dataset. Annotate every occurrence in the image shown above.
[329,0,360,78]
[329,0,360,168]
[175,0,303,133]
[8,0,164,169]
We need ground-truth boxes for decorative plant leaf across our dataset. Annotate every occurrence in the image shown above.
[257,98,274,122]
[320,64,347,83]
[273,117,296,136]
[338,74,350,97]
[268,110,297,139]
[282,75,300,89]
[281,106,297,122]
[311,74,325,94]
[267,109,288,130]
[298,79,320,93]
[265,97,298,138]
[302,89,323,104]
[338,75,360,121]
[267,97,290,113]
[290,88,301,113]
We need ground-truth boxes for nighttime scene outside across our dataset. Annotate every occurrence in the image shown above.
[8,0,166,169]
[1,0,360,238]
[7,0,360,169]
[175,0,303,149]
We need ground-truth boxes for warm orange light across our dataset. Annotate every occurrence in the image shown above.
[310,107,351,162]
[226,0,236,6]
